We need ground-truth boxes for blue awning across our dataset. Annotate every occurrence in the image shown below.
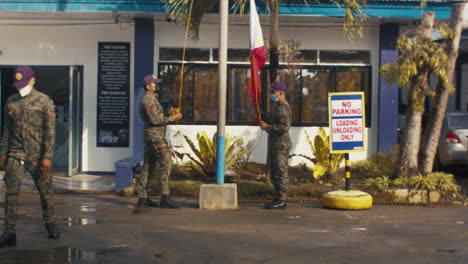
[0,0,453,19]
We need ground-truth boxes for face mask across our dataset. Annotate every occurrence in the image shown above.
[270,94,279,102]
[17,84,33,97]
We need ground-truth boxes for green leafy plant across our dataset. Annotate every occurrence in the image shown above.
[351,145,399,177]
[180,132,248,180]
[364,176,392,193]
[410,173,437,191]
[429,172,460,193]
[393,176,411,189]
[291,127,344,180]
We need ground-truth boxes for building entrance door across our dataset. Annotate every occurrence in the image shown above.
[0,65,83,176]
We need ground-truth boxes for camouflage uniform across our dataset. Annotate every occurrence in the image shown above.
[264,100,292,201]
[0,89,56,233]
[137,91,173,198]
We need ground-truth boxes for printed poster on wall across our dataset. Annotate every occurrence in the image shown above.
[96,42,130,147]
[328,92,366,153]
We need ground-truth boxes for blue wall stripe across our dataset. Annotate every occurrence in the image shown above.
[133,19,154,162]
[377,23,400,153]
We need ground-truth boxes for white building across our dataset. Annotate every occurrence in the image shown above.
[0,0,458,176]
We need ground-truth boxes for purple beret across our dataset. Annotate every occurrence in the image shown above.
[13,66,35,88]
[143,74,162,86]
[267,81,287,92]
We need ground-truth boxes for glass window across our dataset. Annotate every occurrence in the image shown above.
[301,68,331,124]
[228,67,258,123]
[320,50,370,64]
[159,48,210,61]
[194,66,218,122]
[335,69,363,92]
[158,62,372,127]
[213,49,250,62]
[448,114,468,128]
[158,64,194,123]
[276,69,301,124]
[298,50,318,63]
[335,67,371,126]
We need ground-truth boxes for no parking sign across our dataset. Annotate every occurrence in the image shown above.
[328,92,366,153]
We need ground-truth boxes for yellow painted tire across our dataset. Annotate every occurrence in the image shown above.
[320,190,373,210]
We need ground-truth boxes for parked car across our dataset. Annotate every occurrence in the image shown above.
[438,112,468,167]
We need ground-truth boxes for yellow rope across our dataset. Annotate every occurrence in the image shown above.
[178,0,194,110]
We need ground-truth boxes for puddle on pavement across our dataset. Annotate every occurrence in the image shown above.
[80,203,97,212]
[59,216,110,226]
[437,249,458,253]
[0,247,96,263]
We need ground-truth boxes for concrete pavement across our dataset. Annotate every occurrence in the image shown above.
[0,192,467,264]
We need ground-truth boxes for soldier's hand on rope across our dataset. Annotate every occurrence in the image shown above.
[171,112,183,122]
[0,156,6,170]
[260,121,268,130]
[169,107,181,116]
[40,158,52,176]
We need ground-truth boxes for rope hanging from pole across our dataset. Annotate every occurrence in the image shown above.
[177,0,194,111]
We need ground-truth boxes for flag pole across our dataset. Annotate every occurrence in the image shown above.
[215,0,228,185]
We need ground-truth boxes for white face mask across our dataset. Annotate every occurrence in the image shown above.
[17,84,33,97]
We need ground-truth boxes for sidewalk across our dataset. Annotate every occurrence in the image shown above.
[0,171,115,191]
[0,191,467,264]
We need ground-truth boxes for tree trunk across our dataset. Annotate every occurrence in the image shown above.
[419,3,465,175]
[268,0,280,82]
[397,80,427,177]
[396,12,434,177]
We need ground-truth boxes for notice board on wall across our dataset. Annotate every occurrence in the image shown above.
[96,42,131,148]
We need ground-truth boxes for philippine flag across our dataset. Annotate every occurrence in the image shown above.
[249,0,266,121]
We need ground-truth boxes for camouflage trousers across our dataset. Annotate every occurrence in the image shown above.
[137,139,172,198]
[3,157,55,233]
[269,146,290,201]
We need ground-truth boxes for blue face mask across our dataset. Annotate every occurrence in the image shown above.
[270,94,279,102]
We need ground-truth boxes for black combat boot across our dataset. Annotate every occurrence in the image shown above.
[264,199,287,209]
[137,197,158,208]
[46,223,60,239]
[159,195,179,209]
[0,232,16,247]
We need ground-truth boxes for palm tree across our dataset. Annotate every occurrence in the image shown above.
[163,0,366,81]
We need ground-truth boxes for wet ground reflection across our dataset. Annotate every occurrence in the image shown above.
[0,247,95,263]
[58,216,110,226]
[80,203,97,212]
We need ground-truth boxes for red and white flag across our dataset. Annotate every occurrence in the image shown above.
[248,0,266,121]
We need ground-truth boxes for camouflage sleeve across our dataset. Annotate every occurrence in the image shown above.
[266,104,291,134]
[261,111,272,123]
[144,97,172,126]
[42,98,56,160]
[0,105,11,156]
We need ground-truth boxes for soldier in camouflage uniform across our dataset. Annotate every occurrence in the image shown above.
[0,66,59,248]
[137,74,182,209]
[260,81,292,209]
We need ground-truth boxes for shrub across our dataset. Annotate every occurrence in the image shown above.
[364,176,392,193]
[290,127,344,181]
[352,145,399,177]
[393,176,411,188]
[176,132,248,181]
